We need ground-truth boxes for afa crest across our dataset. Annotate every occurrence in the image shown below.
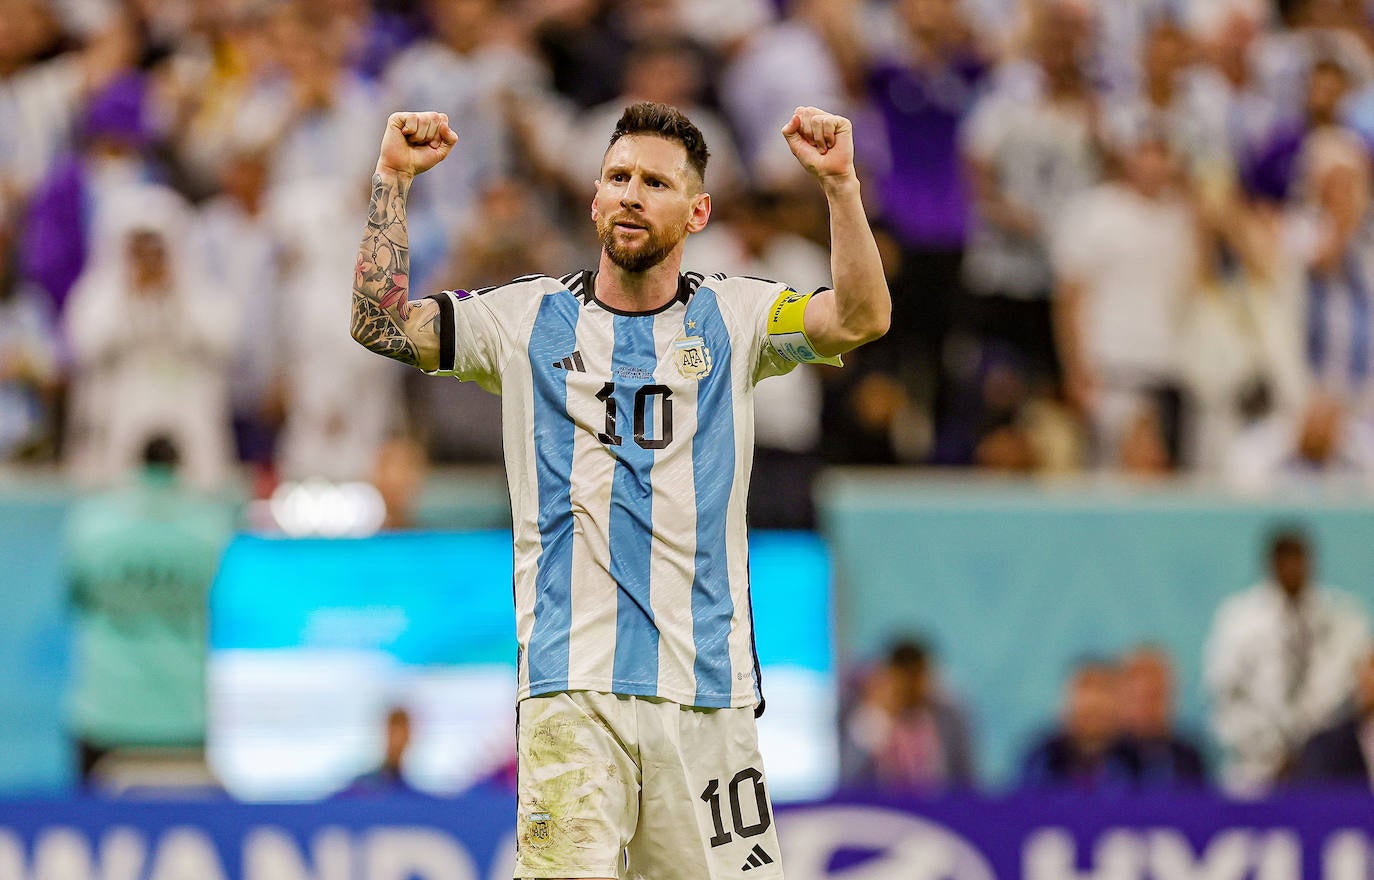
[526,811,552,846]
[675,335,712,380]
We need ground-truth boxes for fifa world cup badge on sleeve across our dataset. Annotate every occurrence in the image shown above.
[675,334,712,379]
[767,287,844,366]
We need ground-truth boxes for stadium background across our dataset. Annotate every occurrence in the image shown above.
[4,0,1374,877]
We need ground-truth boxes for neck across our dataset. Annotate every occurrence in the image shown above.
[594,248,684,313]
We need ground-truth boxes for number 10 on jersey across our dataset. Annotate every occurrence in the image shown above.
[596,382,674,450]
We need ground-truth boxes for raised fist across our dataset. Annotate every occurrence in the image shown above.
[376,111,459,178]
[781,106,855,184]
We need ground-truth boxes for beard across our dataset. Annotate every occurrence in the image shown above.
[597,212,682,273]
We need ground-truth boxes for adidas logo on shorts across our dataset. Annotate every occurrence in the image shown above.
[741,844,774,871]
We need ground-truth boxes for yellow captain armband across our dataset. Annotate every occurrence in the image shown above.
[766,287,843,366]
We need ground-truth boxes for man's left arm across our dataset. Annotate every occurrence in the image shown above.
[781,106,891,357]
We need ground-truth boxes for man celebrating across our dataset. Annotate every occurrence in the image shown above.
[351,101,888,880]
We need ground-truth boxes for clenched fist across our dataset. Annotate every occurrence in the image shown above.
[376,111,459,178]
[781,107,855,185]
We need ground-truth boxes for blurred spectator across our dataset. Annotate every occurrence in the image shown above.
[190,147,285,465]
[0,1,134,199]
[371,435,428,531]
[1204,525,1372,794]
[527,0,635,111]
[1292,650,1374,788]
[1189,2,1282,171]
[840,639,976,793]
[64,434,236,787]
[559,35,744,198]
[272,175,403,482]
[960,0,1101,386]
[22,71,165,316]
[718,0,846,188]
[235,3,384,188]
[1283,124,1374,414]
[1119,645,1209,788]
[962,346,1085,473]
[384,0,546,292]
[0,206,59,462]
[1103,19,1232,176]
[438,178,575,289]
[1019,658,1143,793]
[1051,129,1198,470]
[817,0,989,399]
[1180,176,1308,473]
[1226,392,1374,492]
[1247,57,1356,203]
[63,185,237,490]
[157,3,282,197]
[342,706,418,796]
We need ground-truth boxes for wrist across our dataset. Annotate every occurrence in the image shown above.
[374,162,414,184]
[819,173,861,200]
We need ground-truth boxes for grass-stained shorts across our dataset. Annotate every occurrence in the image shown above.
[514,691,783,880]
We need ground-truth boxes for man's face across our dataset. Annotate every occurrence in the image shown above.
[1065,666,1119,749]
[593,134,709,273]
[1273,547,1310,598]
[1120,652,1173,738]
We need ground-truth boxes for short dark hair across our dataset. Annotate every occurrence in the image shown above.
[141,434,180,469]
[887,638,931,671]
[606,101,710,185]
[1268,524,1311,560]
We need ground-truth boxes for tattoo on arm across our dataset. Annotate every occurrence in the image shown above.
[351,172,420,365]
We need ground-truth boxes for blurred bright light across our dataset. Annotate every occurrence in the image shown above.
[268,480,386,537]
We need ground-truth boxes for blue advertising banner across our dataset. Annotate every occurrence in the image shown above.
[4,791,1374,880]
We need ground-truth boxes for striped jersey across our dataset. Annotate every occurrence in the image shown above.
[426,270,809,709]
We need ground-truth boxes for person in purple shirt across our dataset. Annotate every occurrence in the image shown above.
[817,0,989,430]
[21,72,164,317]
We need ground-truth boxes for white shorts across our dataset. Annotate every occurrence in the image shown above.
[513,691,783,880]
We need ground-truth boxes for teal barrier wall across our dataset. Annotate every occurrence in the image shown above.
[0,484,72,794]
[819,472,1374,787]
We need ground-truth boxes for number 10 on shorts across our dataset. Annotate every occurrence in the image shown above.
[700,767,772,848]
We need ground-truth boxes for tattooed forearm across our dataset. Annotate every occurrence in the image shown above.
[352,292,419,366]
[351,170,425,364]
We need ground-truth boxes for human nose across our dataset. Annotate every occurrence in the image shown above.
[620,176,643,208]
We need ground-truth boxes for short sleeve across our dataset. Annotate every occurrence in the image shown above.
[702,275,841,385]
[762,286,843,370]
[424,275,551,392]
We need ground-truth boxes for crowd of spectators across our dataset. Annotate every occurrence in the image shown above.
[3,0,1374,504]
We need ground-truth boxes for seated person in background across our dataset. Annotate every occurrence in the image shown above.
[1119,645,1208,788]
[1019,658,1143,793]
[839,639,976,793]
[1293,652,1374,788]
[1204,526,1371,795]
[343,706,417,796]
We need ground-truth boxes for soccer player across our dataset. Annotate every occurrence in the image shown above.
[351,101,889,880]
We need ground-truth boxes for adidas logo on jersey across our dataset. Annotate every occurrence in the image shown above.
[552,351,586,372]
[741,844,774,871]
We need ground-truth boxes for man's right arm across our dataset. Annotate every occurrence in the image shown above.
[350,111,458,372]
